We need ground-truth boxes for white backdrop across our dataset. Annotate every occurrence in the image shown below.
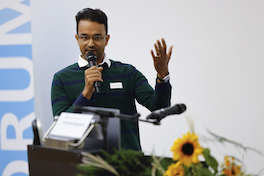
[31,0,264,174]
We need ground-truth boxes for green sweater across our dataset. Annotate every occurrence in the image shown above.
[51,60,171,150]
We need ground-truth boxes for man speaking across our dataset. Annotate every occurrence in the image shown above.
[51,8,173,150]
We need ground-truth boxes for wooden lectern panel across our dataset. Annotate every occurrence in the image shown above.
[27,145,101,176]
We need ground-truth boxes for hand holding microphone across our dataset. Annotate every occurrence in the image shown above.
[82,51,103,99]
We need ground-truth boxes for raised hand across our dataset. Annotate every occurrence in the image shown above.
[151,38,173,79]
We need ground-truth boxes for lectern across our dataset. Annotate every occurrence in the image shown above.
[28,104,186,176]
[28,106,138,176]
[27,145,94,176]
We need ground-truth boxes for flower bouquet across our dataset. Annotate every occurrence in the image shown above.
[160,132,251,176]
[77,129,261,176]
[77,113,263,176]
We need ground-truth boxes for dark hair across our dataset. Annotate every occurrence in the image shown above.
[75,8,108,35]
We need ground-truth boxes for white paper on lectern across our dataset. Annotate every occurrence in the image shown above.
[49,112,94,139]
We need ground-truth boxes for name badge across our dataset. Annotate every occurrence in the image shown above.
[110,82,123,89]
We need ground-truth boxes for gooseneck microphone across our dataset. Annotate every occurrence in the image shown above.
[86,51,101,93]
[146,104,186,121]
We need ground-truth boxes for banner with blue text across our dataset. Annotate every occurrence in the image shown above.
[0,0,34,175]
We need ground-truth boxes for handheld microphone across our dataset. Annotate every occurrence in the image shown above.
[86,51,101,93]
[146,104,186,121]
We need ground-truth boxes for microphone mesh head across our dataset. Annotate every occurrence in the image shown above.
[179,104,187,112]
[86,51,97,62]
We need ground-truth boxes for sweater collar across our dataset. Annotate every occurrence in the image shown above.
[77,53,111,68]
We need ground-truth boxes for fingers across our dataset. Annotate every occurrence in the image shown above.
[154,43,160,56]
[153,38,169,57]
[157,39,166,57]
[151,38,173,60]
[151,49,156,60]
[84,66,103,83]
[161,38,167,56]
[82,66,103,99]
[167,45,173,63]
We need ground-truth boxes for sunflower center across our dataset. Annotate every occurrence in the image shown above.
[181,143,194,155]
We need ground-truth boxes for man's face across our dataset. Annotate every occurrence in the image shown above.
[75,20,110,63]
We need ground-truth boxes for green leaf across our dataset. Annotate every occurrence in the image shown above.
[183,165,192,176]
[203,148,211,157]
[203,148,218,173]
[208,156,218,173]
[197,168,214,176]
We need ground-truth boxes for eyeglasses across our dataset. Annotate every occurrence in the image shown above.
[77,35,107,45]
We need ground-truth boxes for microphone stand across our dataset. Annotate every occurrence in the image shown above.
[73,106,163,125]
[73,104,186,151]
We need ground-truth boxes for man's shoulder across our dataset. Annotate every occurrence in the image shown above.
[110,59,135,69]
[54,63,79,75]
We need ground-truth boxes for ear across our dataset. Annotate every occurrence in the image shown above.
[105,34,110,46]
[75,34,79,42]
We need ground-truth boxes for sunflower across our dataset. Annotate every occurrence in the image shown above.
[222,156,241,176]
[163,162,184,176]
[223,168,233,176]
[171,132,204,166]
[224,156,231,167]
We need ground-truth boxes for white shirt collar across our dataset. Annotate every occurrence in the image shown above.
[77,54,111,68]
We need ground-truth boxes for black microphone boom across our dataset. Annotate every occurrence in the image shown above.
[86,51,101,93]
[146,104,186,122]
